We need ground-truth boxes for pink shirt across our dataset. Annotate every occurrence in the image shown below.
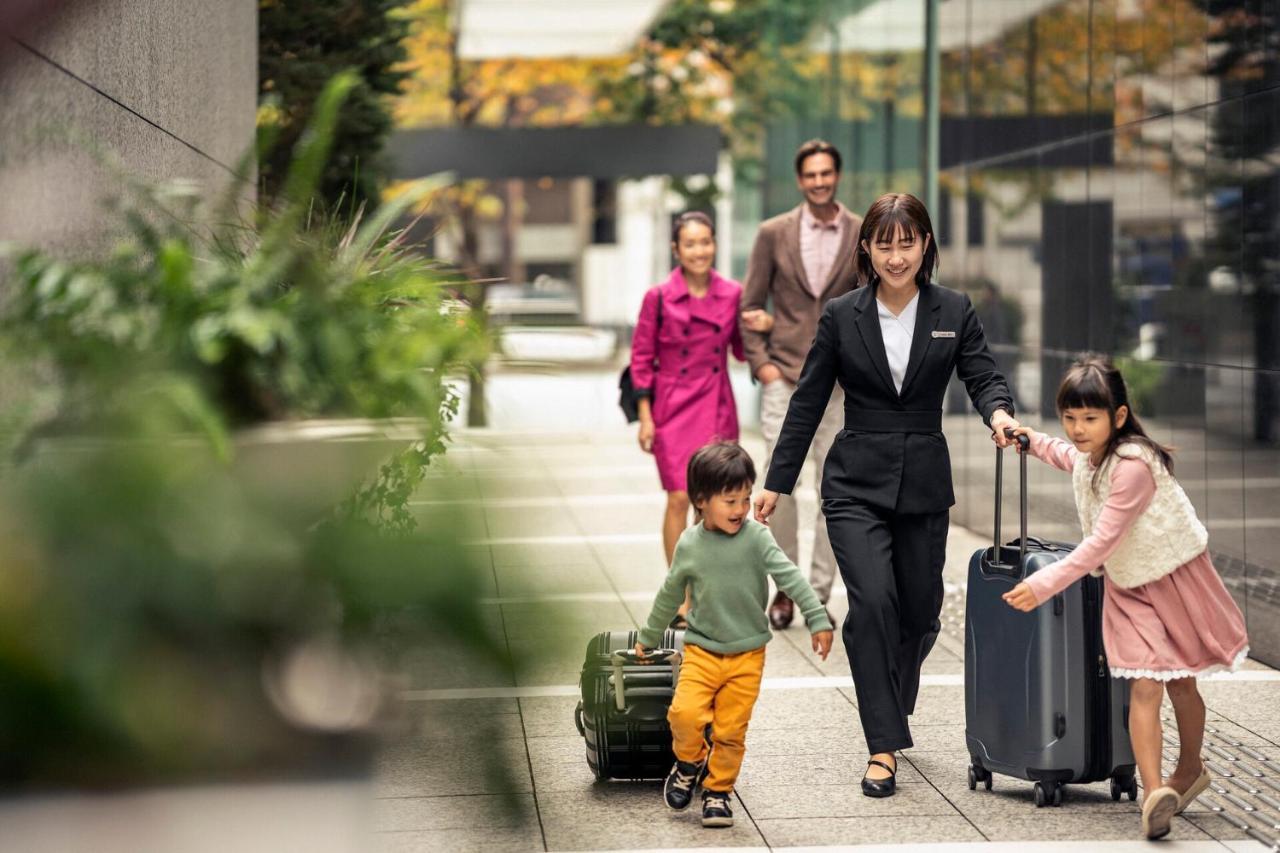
[799,203,846,297]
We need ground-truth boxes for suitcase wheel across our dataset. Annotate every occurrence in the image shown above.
[967,765,993,792]
[1034,781,1063,807]
[1110,774,1138,802]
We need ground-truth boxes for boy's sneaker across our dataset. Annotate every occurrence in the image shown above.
[663,757,708,810]
[701,790,734,827]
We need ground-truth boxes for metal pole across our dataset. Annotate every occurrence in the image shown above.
[923,0,941,219]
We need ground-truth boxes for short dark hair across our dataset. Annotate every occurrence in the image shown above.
[671,210,715,243]
[855,192,939,287]
[794,139,842,176]
[686,442,755,508]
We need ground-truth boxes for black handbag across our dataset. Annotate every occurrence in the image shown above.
[619,291,663,423]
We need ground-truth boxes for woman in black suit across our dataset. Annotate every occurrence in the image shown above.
[754,193,1019,797]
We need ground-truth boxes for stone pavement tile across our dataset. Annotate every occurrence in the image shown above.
[900,723,968,754]
[736,751,925,787]
[902,685,967,726]
[593,542,667,577]
[745,726,869,757]
[747,689,858,730]
[374,736,532,798]
[474,475,557,499]
[567,503,663,536]
[753,814,983,846]
[485,506,584,539]
[373,793,536,831]
[538,786,767,850]
[412,701,525,741]
[491,541,600,568]
[513,657,587,687]
[973,812,1212,843]
[759,638,827,677]
[735,781,961,819]
[1203,719,1280,748]
[493,562,614,597]
[520,696,582,739]
[375,825,541,853]
[500,601,634,641]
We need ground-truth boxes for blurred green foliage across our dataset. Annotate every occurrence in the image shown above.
[0,74,511,788]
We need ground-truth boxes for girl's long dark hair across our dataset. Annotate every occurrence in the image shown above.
[1055,353,1174,491]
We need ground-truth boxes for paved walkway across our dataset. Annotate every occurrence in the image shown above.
[383,424,1280,852]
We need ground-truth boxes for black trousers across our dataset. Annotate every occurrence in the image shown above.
[824,500,949,754]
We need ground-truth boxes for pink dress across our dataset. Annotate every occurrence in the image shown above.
[1022,433,1249,680]
[630,267,745,492]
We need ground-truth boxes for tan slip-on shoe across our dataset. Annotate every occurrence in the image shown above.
[1175,766,1211,815]
[1142,786,1180,840]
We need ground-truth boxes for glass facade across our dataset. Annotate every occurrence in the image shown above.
[747,0,1280,667]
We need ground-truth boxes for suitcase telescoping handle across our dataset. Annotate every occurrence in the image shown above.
[987,428,1031,577]
[610,649,681,711]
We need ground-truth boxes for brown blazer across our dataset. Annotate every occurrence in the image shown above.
[739,204,862,384]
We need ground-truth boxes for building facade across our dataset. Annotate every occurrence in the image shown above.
[747,0,1280,667]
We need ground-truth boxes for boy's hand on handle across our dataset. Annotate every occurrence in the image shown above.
[637,417,655,454]
[632,642,654,662]
[811,629,833,660]
[754,489,779,524]
[989,409,1021,448]
[1002,582,1040,612]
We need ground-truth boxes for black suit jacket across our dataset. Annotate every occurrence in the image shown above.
[763,282,1014,514]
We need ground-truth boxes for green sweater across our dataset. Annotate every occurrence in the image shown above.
[637,519,834,653]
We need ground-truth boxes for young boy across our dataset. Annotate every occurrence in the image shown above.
[635,441,834,827]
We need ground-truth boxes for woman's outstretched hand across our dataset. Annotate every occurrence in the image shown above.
[1002,581,1040,612]
[753,489,779,524]
[989,409,1021,448]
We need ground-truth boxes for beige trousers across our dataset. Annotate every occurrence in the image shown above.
[759,379,843,603]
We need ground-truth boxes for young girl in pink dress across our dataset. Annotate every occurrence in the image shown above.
[1003,354,1248,841]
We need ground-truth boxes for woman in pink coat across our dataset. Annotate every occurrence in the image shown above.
[632,212,746,623]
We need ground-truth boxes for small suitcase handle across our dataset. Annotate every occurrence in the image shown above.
[610,649,680,711]
[987,429,1031,578]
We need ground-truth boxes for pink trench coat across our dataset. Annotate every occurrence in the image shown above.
[630,267,745,492]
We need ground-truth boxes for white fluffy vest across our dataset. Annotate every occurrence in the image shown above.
[1072,442,1207,589]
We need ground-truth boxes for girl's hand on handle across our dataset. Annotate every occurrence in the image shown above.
[989,409,1021,448]
[754,489,779,524]
[1009,426,1036,454]
[812,629,833,660]
[637,417,655,453]
[1002,582,1040,612]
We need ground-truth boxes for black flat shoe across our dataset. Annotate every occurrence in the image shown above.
[861,758,897,798]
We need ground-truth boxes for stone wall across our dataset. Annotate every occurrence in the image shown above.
[0,0,257,255]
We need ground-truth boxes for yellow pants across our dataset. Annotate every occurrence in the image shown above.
[668,644,765,793]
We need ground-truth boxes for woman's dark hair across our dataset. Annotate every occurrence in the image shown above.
[794,139,843,175]
[686,441,756,510]
[1055,353,1174,491]
[855,192,939,287]
[671,210,716,244]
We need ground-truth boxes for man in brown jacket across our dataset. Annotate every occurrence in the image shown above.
[739,139,862,629]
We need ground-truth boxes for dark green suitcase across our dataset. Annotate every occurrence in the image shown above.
[574,629,683,780]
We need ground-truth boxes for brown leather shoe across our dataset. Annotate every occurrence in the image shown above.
[768,592,794,630]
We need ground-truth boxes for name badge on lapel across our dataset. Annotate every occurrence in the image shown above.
[931,330,956,339]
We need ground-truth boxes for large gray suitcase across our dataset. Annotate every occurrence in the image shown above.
[964,435,1137,807]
